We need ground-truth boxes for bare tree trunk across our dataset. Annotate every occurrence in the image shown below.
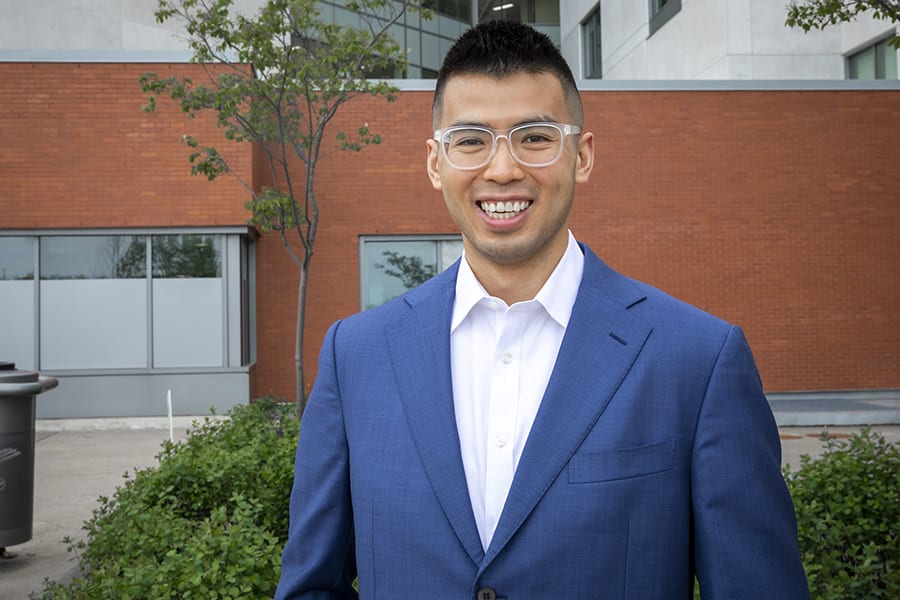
[295,264,308,418]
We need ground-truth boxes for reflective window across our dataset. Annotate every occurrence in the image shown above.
[152,235,224,368]
[361,236,463,309]
[478,0,559,28]
[848,37,898,80]
[318,0,469,79]
[0,237,34,280]
[152,234,222,278]
[649,0,680,36]
[0,233,254,371]
[582,6,602,79]
[0,237,35,369]
[40,236,146,279]
[39,236,148,369]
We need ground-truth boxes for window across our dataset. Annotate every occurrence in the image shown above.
[317,0,468,79]
[848,37,898,80]
[0,237,36,369]
[478,0,561,46]
[649,0,680,36]
[360,236,463,309]
[151,235,224,368]
[0,230,253,372]
[582,6,602,79]
[40,236,149,370]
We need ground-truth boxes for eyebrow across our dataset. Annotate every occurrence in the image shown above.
[447,115,558,129]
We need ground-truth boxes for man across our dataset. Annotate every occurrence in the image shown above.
[276,21,809,600]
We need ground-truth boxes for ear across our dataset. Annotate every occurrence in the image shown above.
[426,138,443,191]
[574,131,594,184]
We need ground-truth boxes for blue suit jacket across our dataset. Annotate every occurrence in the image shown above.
[276,244,809,599]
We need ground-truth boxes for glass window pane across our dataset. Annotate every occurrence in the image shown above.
[152,234,222,278]
[0,237,35,369]
[439,239,464,269]
[849,46,877,79]
[582,7,602,79]
[881,40,897,79]
[363,241,438,309]
[40,236,146,279]
[0,237,34,280]
[40,236,148,369]
[152,279,223,368]
[152,234,224,368]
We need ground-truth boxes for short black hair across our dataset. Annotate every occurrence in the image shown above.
[432,20,583,128]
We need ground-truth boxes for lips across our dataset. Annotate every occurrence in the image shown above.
[478,200,532,220]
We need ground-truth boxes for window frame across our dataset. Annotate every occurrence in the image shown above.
[582,4,602,79]
[847,36,898,80]
[648,0,681,37]
[359,234,463,310]
[0,227,255,373]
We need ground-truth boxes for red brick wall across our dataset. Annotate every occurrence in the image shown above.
[1,63,251,228]
[258,89,900,398]
[4,63,898,398]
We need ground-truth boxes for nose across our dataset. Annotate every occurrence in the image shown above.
[482,135,524,182]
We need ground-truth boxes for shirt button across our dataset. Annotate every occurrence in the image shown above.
[500,351,512,364]
[495,436,507,447]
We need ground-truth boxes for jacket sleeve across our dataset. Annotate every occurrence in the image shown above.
[691,326,809,599]
[275,321,359,600]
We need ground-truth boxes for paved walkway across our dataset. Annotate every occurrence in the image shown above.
[1,420,898,599]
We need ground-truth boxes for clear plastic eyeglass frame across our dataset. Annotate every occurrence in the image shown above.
[433,122,581,170]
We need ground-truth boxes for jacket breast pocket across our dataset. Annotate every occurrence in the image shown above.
[568,437,676,484]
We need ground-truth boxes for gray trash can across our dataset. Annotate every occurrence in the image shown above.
[0,362,58,549]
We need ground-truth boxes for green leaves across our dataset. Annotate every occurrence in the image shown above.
[786,0,900,48]
[245,186,304,232]
[37,399,299,599]
[783,429,900,598]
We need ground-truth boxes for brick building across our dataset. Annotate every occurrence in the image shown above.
[1,61,897,417]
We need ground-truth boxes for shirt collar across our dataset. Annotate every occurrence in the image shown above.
[451,231,584,332]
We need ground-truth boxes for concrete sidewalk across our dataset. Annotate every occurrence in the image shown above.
[1,421,899,599]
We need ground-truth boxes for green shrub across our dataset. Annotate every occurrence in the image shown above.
[784,429,900,599]
[38,398,299,600]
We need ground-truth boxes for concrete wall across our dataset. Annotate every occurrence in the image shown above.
[561,0,898,80]
[0,0,266,59]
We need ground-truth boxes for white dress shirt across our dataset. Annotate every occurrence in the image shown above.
[450,231,584,551]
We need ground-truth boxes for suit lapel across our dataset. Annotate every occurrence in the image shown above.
[481,248,652,567]
[385,265,485,566]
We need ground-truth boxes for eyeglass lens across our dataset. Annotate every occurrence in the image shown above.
[441,124,564,169]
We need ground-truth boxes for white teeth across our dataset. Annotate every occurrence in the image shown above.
[480,200,530,219]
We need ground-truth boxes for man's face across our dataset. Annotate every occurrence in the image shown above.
[427,72,593,275]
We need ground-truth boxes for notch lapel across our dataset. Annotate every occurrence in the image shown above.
[481,250,652,568]
[384,266,485,566]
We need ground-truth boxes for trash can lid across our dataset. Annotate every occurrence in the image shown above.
[0,363,39,384]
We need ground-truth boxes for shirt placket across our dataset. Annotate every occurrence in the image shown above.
[483,307,523,545]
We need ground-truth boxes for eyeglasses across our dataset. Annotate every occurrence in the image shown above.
[434,122,581,170]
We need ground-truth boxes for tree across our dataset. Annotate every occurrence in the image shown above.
[140,0,427,415]
[786,0,900,47]
[376,250,437,290]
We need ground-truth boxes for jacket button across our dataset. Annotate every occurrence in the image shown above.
[476,587,496,600]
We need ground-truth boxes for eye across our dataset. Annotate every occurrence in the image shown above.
[515,126,560,146]
[522,133,553,144]
[447,129,491,150]
[455,136,486,147]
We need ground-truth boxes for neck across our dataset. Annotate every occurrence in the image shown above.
[466,239,568,305]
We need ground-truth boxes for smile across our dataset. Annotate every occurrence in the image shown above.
[478,200,532,220]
